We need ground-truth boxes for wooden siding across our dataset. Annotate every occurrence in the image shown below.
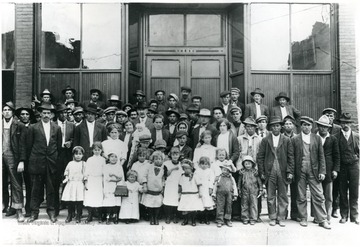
[40,73,79,103]
[151,78,180,99]
[191,78,220,109]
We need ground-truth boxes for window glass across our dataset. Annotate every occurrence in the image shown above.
[186,15,222,46]
[149,14,184,46]
[251,4,290,70]
[1,3,15,69]
[82,4,121,69]
[230,5,244,72]
[129,6,140,72]
[291,4,331,70]
[41,4,81,68]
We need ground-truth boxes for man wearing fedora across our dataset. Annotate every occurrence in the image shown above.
[82,88,106,109]
[186,104,200,131]
[22,103,62,223]
[334,113,359,224]
[61,85,76,104]
[291,116,330,229]
[311,115,340,224]
[179,86,191,112]
[133,102,154,130]
[74,103,108,160]
[270,92,301,123]
[133,90,147,108]
[64,99,78,112]
[257,116,294,227]
[107,95,122,109]
[244,88,269,120]
[154,89,167,115]
[2,102,26,222]
[190,108,217,150]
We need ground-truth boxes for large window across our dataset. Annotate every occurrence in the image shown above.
[41,3,121,69]
[251,3,331,70]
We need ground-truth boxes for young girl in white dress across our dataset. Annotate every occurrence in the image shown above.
[119,170,143,223]
[83,142,106,223]
[62,146,86,223]
[193,130,217,169]
[194,156,215,224]
[178,159,204,226]
[163,146,183,224]
[212,148,230,177]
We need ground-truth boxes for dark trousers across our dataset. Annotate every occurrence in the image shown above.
[332,176,340,211]
[267,170,288,221]
[29,169,57,217]
[339,163,359,221]
[67,201,83,218]
[2,162,11,209]
[290,182,299,219]
[2,154,23,209]
[241,191,258,221]
[23,166,32,214]
[216,191,233,224]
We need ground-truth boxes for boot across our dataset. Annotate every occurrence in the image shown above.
[165,206,171,224]
[85,208,93,224]
[154,208,159,225]
[182,214,189,226]
[173,210,178,224]
[191,212,196,226]
[16,209,25,223]
[76,203,82,223]
[149,209,154,225]
[205,211,210,225]
[65,203,74,223]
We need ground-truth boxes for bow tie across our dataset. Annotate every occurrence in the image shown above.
[221,173,231,178]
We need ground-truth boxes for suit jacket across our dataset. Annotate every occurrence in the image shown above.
[321,135,340,182]
[3,118,25,164]
[23,121,62,174]
[270,105,301,122]
[133,117,155,130]
[82,100,106,109]
[150,128,171,150]
[190,123,218,150]
[291,133,326,183]
[213,131,240,163]
[54,120,75,171]
[176,145,193,160]
[237,133,262,170]
[243,102,270,120]
[74,120,108,160]
[334,131,359,164]
[54,120,75,146]
[257,134,294,184]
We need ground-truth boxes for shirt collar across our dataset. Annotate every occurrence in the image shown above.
[301,132,311,144]
[341,129,352,136]
[317,132,330,139]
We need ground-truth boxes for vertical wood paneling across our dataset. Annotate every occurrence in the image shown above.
[293,74,332,119]
[81,73,121,103]
[191,78,220,109]
[151,78,180,99]
[40,73,79,103]
[250,73,290,108]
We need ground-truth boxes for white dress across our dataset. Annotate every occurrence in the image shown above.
[119,181,142,220]
[102,138,128,162]
[163,160,183,207]
[102,162,124,207]
[194,168,215,210]
[83,155,105,207]
[131,160,151,185]
[211,160,223,178]
[193,144,217,169]
[177,174,204,212]
[141,164,165,208]
[61,161,85,201]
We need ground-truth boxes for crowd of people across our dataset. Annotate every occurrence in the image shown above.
[2,85,359,230]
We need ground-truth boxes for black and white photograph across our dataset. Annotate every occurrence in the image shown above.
[1,0,359,245]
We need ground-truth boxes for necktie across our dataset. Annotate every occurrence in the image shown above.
[261,132,264,137]
[154,167,160,175]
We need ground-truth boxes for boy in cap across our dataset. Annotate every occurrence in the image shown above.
[212,160,238,227]
[229,106,246,137]
[244,88,269,120]
[256,115,269,140]
[72,107,84,126]
[175,130,193,160]
[230,87,245,118]
[283,115,297,138]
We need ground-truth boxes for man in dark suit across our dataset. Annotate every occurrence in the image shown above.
[54,103,75,215]
[257,116,294,227]
[23,104,62,223]
[82,88,106,109]
[190,108,218,150]
[150,114,171,151]
[179,86,191,113]
[312,115,340,224]
[243,88,269,120]
[218,91,232,118]
[164,109,180,146]
[155,89,167,115]
[335,113,359,225]
[270,92,301,123]
[291,116,330,229]
[74,103,108,160]
[2,102,26,222]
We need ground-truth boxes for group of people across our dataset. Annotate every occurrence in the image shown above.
[2,85,359,230]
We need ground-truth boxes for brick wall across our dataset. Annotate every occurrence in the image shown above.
[338,3,358,126]
[14,4,33,108]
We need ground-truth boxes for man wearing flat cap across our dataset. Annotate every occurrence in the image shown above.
[191,95,202,109]
[133,90,147,108]
[218,90,233,118]
[244,88,269,120]
[334,113,359,225]
[103,106,118,126]
[230,87,245,118]
[229,106,246,137]
[72,107,84,126]
[291,116,330,229]
[154,90,167,115]
[179,86,192,112]
[82,88,106,109]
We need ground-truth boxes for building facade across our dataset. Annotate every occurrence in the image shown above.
[1,2,358,123]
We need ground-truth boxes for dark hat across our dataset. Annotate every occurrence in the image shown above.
[149,99,158,105]
[256,115,268,123]
[338,112,354,123]
[243,116,257,127]
[147,108,158,114]
[40,89,53,98]
[231,87,240,94]
[180,86,192,93]
[154,89,165,95]
[220,90,231,98]
[56,103,69,112]
[300,116,314,125]
[3,101,15,111]
[198,108,212,117]
[315,115,332,127]
[250,88,265,98]
[97,107,104,116]
[62,85,76,95]
[269,116,284,126]
[65,99,78,106]
[90,88,102,95]
[179,113,188,120]
[15,107,34,120]
[168,93,179,102]
[186,104,200,113]
[133,90,146,97]
[37,103,56,112]
[34,111,40,117]
[139,134,152,142]
[136,102,148,110]
[104,106,118,114]
[191,95,202,101]
[212,106,225,115]
[275,92,290,102]
[108,95,122,103]
[85,103,98,114]
[166,109,181,118]
[122,103,133,111]
[73,107,84,115]
[229,106,242,114]
[176,130,188,138]
[115,110,128,116]
[322,108,337,114]
[283,115,296,124]
[127,108,138,116]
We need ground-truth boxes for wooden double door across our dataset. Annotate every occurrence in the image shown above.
[146,55,225,109]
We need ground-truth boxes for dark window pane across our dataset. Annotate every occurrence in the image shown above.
[230,5,244,72]
[1,3,15,69]
[149,14,184,46]
[2,71,14,103]
[129,6,140,72]
[291,4,331,70]
[251,4,290,70]
[41,4,81,68]
[82,4,121,69]
[186,14,222,46]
